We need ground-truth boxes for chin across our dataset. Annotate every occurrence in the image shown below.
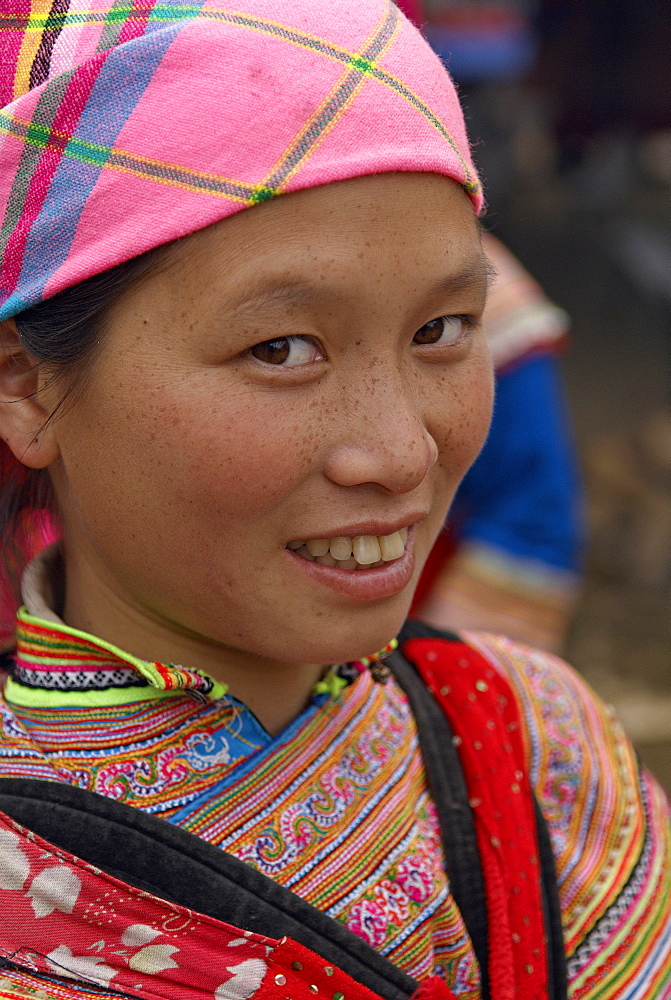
[287,599,412,667]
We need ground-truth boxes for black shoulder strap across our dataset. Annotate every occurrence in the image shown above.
[396,620,568,1000]
[389,631,490,1000]
[534,797,569,1000]
[0,777,416,1000]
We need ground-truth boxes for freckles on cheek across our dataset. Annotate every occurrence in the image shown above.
[433,369,494,473]
[175,396,319,510]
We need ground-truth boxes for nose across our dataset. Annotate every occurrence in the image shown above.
[323,374,438,495]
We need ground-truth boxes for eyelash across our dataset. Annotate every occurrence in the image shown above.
[412,314,476,347]
[247,314,476,368]
[248,336,323,367]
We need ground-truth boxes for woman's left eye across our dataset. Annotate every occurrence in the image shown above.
[249,336,323,366]
[413,315,470,346]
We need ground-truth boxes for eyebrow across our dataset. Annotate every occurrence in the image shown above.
[424,253,496,299]
[226,252,495,314]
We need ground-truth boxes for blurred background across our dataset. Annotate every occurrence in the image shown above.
[418,0,671,791]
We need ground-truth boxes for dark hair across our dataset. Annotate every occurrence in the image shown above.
[0,247,169,644]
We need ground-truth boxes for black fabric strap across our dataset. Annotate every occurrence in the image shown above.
[0,777,416,1000]
[390,628,490,1000]
[534,797,569,1000]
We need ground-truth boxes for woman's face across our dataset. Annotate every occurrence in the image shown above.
[47,172,493,670]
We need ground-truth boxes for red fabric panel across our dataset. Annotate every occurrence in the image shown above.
[402,637,548,1000]
[0,809,395,1000]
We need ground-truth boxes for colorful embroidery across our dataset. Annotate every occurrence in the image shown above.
[0,614,481,995]
[0,825,397,1000]
[1,607,669,998]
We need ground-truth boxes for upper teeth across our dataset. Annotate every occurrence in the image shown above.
[288,528,408,568]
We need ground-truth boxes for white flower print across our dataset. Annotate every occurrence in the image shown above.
[27,867,81,917]
[215,958,268,1000]
[46,945,116,986]
[121,923,162,947]
[128,944,179,973]
[0,829,30,891]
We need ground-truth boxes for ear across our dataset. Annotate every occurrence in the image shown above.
[0,319,60,470]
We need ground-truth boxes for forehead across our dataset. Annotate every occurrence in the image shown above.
[158,172,486,309]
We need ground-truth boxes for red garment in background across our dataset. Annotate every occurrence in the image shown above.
[395,0,424,29]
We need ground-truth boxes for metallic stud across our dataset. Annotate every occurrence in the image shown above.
[475,680,488,692]
[292,962,303,971]
[275,975,287,986]
[323,968,334,977]
[440,685,450,696]
[333,993,345,1000]
[310,987,319,993]
[369,660,391,684]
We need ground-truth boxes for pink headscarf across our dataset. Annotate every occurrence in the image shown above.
[0,0,481,319]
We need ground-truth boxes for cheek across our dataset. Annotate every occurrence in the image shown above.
[428,354,494,477]
[55,379,320,552]
[150,384,323,516]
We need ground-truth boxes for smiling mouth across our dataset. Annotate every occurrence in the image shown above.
[287,527,409,570]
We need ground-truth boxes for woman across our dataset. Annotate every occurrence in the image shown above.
[0,3,668,999]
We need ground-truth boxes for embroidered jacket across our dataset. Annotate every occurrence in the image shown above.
[0,623,669,1000]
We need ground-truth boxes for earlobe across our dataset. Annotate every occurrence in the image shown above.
[0,319,60,470]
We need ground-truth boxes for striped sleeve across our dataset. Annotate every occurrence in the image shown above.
[464,632,671,999]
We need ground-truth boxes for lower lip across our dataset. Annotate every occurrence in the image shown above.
[286,527,416,601]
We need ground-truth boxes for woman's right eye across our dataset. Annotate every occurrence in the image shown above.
[249,336,323,366]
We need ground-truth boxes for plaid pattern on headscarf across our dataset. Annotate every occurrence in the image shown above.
[0,0,482,319]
